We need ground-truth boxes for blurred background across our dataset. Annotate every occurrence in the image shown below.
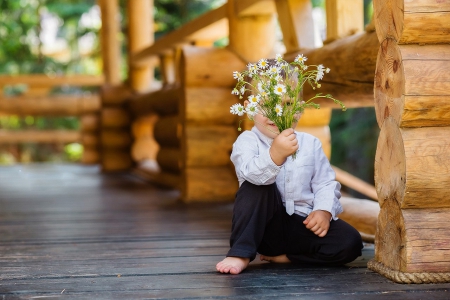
[0,0,376,197]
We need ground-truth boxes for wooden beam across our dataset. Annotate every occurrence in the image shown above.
[332,166,378,201]
[0,130,80,144]
[0,95,101,116]
[129,85,180,117]
[285,31,379,108]
[131,0,277,67]
[339,197,379,243]
[132,5,228,68]
[0,75,104,87]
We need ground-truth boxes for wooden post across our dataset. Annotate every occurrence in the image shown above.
[227,0,277,63]
[99,0,131,171]
[127,0,154,92]
[369,0,450,283]
[325,0,364,42]
[275,0,316,53]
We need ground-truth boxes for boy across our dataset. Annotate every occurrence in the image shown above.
[216,102,363,275]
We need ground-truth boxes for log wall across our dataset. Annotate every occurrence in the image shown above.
[372,0,450,276]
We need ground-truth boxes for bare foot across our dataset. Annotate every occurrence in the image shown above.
[216,257,250,274]
[260,254,291,263]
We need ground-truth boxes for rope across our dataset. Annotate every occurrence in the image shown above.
[367,259,450,284]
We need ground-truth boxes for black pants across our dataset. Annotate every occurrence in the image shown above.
[227,181,363,265]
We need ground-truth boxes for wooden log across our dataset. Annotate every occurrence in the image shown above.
[228,0,277,62]
[183,87,238,125]
[157,147,181,173]
[131,137,159,162]
[297,108,331,127]
[375,41,450,128]
[101,129,132,149]
[132,115,158,139]
[284,31,379,108]
[99,0,121,85]
[81,147,100,164]
[0,130,80,144]
[182,167,238,202]
[0,95,101,116]
[0,74,104,87]
[376,200,450,273]
[154,115,181,147]
[275,0,315,52]
[129,86,180,117]
[181,46,246,88]
[374,117,450,209]
[101,84,134,105]
[80,114,100,132]
[101,150,133,171]
[81,133,99,148]
[183,126,238,168]
[101,108,130,128]
[339,197,379,241]
[374,0,450,44]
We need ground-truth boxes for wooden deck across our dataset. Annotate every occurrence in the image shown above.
[1,164,450,299]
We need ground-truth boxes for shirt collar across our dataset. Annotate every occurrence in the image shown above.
[251,126,274,147]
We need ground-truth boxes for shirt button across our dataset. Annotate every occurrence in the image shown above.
[287,179,290,182]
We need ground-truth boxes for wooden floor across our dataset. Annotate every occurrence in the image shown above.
[1,164,450,299]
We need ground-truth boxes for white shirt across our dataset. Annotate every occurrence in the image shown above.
[230,126,343,220]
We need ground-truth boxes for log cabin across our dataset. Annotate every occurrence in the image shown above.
[0,0,449,285]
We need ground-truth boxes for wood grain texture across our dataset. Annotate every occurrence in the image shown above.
[375,41,450,128]
[375,117,450,209]
[374,0,450,44]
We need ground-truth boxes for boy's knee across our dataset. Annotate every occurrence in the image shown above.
[339,229,363,264]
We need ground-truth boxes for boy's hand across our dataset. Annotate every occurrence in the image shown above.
[303,210,332,237]
[270,128,298,165]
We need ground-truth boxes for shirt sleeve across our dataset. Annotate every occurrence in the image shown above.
[230,131,281,185]
[310,138,343,220]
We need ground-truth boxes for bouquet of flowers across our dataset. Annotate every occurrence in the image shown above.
[230,54,346,134]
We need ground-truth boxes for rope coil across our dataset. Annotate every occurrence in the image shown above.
[368,259,450,284]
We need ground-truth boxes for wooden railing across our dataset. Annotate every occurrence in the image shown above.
[0,74,104,163]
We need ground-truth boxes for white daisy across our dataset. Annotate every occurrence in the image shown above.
[257,82,265,93]
[275,54,284,65]
[230,103,245,116]
[245,102,258,117]
[240,86,246,95]
[268,65,280,75]
[274,83,286,95]
[258,59,269,69]
[316,64,325,81]
[231,88,239,95]
[275,104,283,116]
[248,94,260,104]
[325,67,330,73]
[295,54,307,64]
[233,71,243,81]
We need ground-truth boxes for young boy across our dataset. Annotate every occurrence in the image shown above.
[216,103,363,275]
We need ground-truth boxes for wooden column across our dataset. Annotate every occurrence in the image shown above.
[227,0,277,63]
[128,0,154,92]
[325,0,364,42]
[275,0,316,53]
[370,0,450,282]
[99,0,132,171]
[179,46,246,202]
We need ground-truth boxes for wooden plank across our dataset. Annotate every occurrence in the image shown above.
[325,0,364,42]
[0,130,80,144]
[0,75,104,87]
